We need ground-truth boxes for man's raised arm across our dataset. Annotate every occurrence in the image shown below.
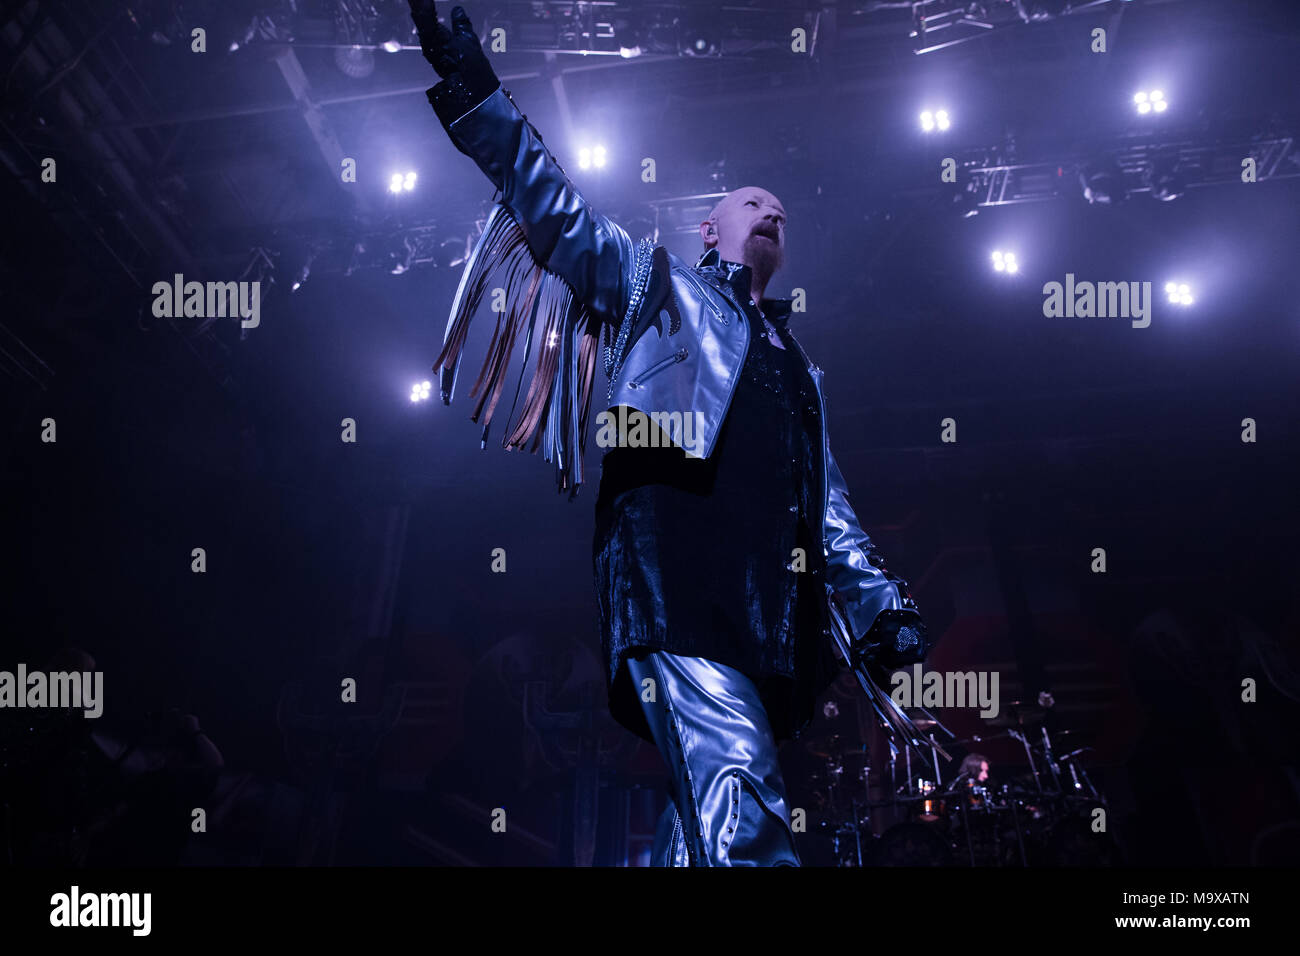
[412,1,634,325]
[409,3,642,493]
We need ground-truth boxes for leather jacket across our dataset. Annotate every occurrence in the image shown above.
[436,84,910,643]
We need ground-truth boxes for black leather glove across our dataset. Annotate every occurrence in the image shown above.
[858,606,931,669]
[854,570,934,669]
[408,1,501,127]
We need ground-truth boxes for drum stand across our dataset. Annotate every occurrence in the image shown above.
[1007,796,1028,866]
[1007,727,1043,792]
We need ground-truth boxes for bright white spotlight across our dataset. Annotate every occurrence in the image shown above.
[1165,281,1194,305]
[410,380,433,403]
[577,144,607,171]
[1135,89,1167,115]
[921,109,950,132]
[403,170,417,191]
[389,172,404,194]
[382,39,402,54]
[991,250,1018,274]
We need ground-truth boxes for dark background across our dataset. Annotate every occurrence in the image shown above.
[2,0,1298,866]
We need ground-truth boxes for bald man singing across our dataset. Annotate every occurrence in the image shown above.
[412,2,929,866]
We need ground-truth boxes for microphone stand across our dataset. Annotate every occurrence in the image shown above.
[1040,725,1063,791]
[1007,727,1043,793]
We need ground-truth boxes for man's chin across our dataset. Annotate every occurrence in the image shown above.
[744,235,783,273]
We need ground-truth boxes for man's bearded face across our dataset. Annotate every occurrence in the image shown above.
[705,187,787,274]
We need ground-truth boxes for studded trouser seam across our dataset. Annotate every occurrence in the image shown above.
[721,769,741,860]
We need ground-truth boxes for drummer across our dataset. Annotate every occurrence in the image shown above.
[959,753,990,785]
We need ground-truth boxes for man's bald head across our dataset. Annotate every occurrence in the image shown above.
[700,186,787,280]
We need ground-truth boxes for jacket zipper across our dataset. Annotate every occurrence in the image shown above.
[673,269,727,324]
[627,347,688,389]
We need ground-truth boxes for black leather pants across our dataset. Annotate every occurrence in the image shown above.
[625,651,801,866]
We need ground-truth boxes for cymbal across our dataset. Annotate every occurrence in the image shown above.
[986,702,1046,728]
[1033,729,1086,752]
[952,732,1009,746]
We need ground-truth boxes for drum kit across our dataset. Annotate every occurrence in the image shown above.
[813,597,1120,866]
[801,700,1119,867]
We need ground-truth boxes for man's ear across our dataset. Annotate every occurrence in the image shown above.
[698,219,717,246]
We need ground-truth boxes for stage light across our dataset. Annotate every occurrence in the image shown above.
[1134,89,1167,115]
[619,45,642,58]
[1165,281,1193,306]
[290,251,316,293]
[435,236,469,270]
[378,11,413,54]
[389,236,414,275]
[683,27,719,57]
[577,144,607,170]
[920,109,951,133]
[1145,151,1185,202]
[1080,158,1126,204]
[389,170,417,193]
[334,45,375,78]
[991,250,1019,274]
[410,380,433,403]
